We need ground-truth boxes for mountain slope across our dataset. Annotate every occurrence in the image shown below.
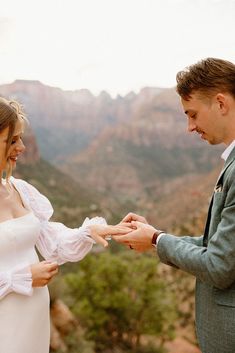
[63,89,222,205]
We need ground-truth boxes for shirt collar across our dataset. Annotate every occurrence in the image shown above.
[221,140,235,161]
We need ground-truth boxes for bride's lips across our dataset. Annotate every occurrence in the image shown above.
[9,155,19,162]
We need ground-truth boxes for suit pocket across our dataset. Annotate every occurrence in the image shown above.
[213,288,235,307]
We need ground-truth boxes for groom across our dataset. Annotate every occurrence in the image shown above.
[114,58,235,353]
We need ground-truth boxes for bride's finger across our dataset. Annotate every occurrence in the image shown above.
[118,222,133,228]
[90,233,109,247]
[108,225,133,235]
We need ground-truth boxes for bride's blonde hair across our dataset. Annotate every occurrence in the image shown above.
[0,97,27,181]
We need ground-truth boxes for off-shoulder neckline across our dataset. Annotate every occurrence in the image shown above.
[0,177,31,224]
[0,211,33,226]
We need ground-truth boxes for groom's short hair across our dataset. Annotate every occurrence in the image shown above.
[176,58,235,101]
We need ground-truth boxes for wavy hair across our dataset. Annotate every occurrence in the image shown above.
[176,58,235,101]
[0,97,27,181]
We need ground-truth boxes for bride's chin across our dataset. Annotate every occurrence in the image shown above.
[7,159,17,168]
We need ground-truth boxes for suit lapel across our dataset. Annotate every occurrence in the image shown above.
[203,196,214,246]
[203,146,235,246]
[215,147,235,187]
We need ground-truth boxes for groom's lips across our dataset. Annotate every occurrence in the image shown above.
[196,129,205,139]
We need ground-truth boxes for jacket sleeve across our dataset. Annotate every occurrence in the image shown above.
[157,170,235,290]
[179,235,203,246]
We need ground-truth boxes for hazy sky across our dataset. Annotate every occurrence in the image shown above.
[0,0,235,96]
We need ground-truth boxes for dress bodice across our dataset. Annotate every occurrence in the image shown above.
[0,212,41,270]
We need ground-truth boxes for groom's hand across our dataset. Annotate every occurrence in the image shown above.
[121,212,148,224]
[113,221,156,252]
[89,223,133,248]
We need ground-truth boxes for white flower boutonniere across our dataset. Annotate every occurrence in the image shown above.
[214,184,223,193]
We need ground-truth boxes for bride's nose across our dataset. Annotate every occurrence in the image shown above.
[16,139,26,153]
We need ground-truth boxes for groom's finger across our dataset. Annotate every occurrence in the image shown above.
[121,213,137,223]
[121,213,148,224]
[131,221,143,229]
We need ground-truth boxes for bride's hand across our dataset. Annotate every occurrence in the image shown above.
[89,223,133,247]
[30,261,59,287]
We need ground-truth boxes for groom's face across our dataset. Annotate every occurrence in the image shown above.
[181,92,226,145]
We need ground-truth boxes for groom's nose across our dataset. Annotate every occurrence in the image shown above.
[187,118,197,132]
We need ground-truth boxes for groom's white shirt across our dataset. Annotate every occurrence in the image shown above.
[221,140,235,161]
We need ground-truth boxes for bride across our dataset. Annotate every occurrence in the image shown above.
[0,97,131,353]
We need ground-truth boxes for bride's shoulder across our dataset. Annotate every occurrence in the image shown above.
[10,176,34,192]
[11,176,45,203]
[11,177,53,220]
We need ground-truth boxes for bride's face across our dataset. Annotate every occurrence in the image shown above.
[0,119,25,174]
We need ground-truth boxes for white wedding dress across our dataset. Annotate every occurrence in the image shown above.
[0,177,105,353]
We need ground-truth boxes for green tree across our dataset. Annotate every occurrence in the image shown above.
[65,251,177,352]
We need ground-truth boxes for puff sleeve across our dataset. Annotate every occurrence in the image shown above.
[0,263,33,299]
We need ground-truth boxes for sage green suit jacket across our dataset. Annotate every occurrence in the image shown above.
[157,146,235,353]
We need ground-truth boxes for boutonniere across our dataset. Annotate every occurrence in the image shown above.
[214,184,223,193]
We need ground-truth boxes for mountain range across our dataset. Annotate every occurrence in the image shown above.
[0,79,223,353]
[0,80,223,230]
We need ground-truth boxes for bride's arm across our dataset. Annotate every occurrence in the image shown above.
[0,261,59,300]
[13,178,132,265]
[35,217,106,265]
[36,213,132,265]
[0,263,32,299]
[13,178,108,265]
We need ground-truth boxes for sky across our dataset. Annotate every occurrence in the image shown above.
[0,0,235,97]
